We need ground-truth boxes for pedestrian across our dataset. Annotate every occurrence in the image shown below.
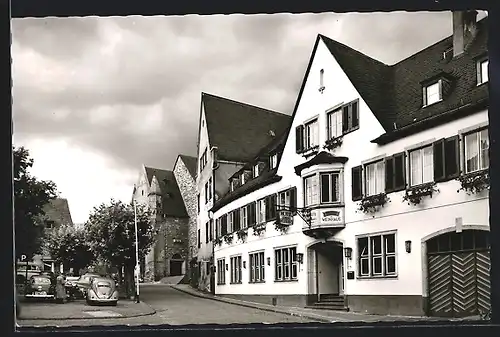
[55,274,66,304]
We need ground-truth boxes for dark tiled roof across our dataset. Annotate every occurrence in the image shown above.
[202,92,292,162]
[211,168,283,213]
[43,198,74,227]
[177,154,197,180]
[294,151,349,176]
[320,16,489,142]
[144,166,188,218]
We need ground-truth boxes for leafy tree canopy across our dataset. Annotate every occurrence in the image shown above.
[85,199,156,268]
[14,146,58,259]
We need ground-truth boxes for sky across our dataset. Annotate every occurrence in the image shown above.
[11,11,487,224]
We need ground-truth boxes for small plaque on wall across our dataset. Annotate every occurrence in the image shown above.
[347,271,355,280]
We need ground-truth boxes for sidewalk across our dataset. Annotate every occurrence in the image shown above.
[171,284,480,323]
[18,299,156,320]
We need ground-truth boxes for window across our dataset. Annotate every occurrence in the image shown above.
[342,101,359,134]
[384,153,406,193]
[221,215,228,236]
[197,229,201,248]
[227,212,234,233]
[249,251,265,283]
[257,198,266,224]
[204,182,209,204]
[205,222,209,243]
[478,59,488,84]
[270,154,278,169]
[278,188,297,211]
[253,164,260,178]
[305,119,319,149]
[200,149,208,171]
[433,136,460,182]
[209,220,213,241]
[240,206,248,229]
[217,259,226,285]
[233,209,241,231]
[409,146,433,186]
[230,179,236,192]
[358,233,397,278]
[241,173,246,185]
[327,109,343,140]
[45,220,55,229]
[247,202,257,226]
[275,247,298,281]
[364,161,385,196]
[197,194,200,213]
[423,81,442,106]
[464,128,489,174]
[265,194,277,221]
[208,176,213,201]
[320,172,340,203]
[319,69,325,90]
[230,256,242,284]
[215,218,220,238]
[304,174,319,206]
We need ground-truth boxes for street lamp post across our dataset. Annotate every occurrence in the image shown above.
[133,200,140,303]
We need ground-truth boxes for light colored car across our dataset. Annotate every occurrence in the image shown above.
[86,277,118,306]
[76,273,100,296]
[24,275,54,300]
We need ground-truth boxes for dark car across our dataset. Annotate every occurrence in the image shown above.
[24,275,54,300]
[86,277,119,306]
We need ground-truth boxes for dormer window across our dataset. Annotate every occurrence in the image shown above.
[477,58,488,85]
[269,153,278,169]
[230,179,237,192]
[423,80,442,107]
[241,173,246,185]
[253,164,260,178]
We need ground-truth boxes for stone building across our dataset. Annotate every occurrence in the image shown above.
[173,154,199,286]
[132,165,189,282]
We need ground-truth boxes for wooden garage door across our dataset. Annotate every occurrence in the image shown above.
[427,230,490,318]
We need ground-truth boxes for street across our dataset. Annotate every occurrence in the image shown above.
[17,284,316,327]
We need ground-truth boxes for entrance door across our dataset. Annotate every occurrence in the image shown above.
[313,242,343,300]
[170,260,182,276]
[427,230,491,317]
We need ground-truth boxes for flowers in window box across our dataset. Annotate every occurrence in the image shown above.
[323,136,343,151]
[223,233,234,245]
[457,170,489,195]
[357,193,390,214]
[273,221,290,234]
[252,223,266,236]
[214,237,223,247]
[236,229,248,243]
[301,145,320,159]
[403,182,439,206]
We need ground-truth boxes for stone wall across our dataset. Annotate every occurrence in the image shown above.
[173,158,198,284]
[164,217,189,276]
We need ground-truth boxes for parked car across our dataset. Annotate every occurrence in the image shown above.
[64,276,82,300]
[24,275,54,300]
[75,273,101,297]
[86,276,118,306]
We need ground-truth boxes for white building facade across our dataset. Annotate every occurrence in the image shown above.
[212,11,490,318]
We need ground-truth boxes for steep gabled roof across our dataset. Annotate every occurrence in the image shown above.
[43,198,74,227]
[144,166,188,218]
[202,92,292,162]
[176,154,197,180]
[320,15,488,143]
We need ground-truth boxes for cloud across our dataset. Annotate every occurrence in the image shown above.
[11,11,487,221]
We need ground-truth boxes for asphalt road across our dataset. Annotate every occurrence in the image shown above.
[17,284,317,327]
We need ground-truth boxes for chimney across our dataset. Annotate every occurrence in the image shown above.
[452,10,478,57]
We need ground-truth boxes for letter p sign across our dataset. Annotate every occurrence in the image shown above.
[20,254,27,262]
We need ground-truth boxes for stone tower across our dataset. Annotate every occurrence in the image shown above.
[148,175,165,280]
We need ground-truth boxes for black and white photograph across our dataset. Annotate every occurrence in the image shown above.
[11,8,491,329]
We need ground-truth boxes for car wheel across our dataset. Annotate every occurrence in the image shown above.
[86,298,92,305]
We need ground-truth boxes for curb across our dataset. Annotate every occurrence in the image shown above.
[170,285,333,323]
[18,302,157,321]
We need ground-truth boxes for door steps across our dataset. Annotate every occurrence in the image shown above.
[306,294,349,311]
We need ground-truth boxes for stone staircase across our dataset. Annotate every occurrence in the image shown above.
[306,293,349,311]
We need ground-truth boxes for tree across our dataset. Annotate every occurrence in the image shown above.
[85,199,155,297]
[44,224,95,275]
[14,146,58,260]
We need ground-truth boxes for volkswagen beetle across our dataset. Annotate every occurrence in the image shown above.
[24,275,54,300]
[86,277,118,306]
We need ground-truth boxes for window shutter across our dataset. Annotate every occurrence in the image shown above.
[295,125,304,153]
[249,203,256,226]
[352,166,363,201]
[476,60,482,84]
[385,156,395,193]
[422,86,428,106]
[444,135,460,179]
[433,139,445,182]
[351,101,359,129]
[234,209,240,231]
[290,187,297,212]
[393,152,406,192]
[222,215,227,235]
[342,106,349,133]
[205,222,209,243]
[269,194,277,220]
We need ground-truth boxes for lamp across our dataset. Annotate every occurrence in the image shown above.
[344,247,353,259]
[267,257,271,266]
[243,261,246,269]
[296,253,304,264]
[405,240,412,253]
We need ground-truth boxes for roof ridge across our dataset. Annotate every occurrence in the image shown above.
[144,165,172,173]
[319,34,390,67]
[201,92,289,118]
[179,154,197,159]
